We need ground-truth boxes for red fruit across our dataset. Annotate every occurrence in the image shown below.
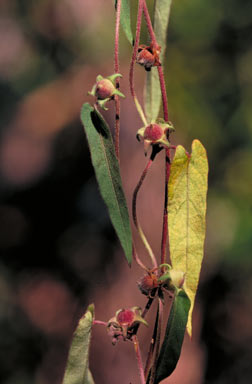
[95,79,115,100]
[138,273,158,296]
[137,49,155,70]
[144,124,163,142]
[136,43,161,71]
[117,309,135,326]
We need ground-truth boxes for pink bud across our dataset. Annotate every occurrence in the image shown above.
[144,124,163,142]
[95,79,115,100]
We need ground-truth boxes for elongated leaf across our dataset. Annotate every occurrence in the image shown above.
[168,140,208,336]
[144,0,173,122]
[154,290,190,383]
[63,304,95,384]
[81,103,132,265]
[115,0,133,45]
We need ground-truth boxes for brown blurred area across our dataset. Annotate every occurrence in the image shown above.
[0,1,252,383]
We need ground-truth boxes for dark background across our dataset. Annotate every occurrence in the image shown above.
[0,1,252,383]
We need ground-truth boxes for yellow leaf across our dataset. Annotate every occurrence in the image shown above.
[168,140,208,336]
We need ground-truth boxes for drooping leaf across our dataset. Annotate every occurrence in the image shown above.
[115,0,134,45]
[144,0,173,122]
[81,103,132,265]
[154,289,190,384]
[62,304,95,384]
[168,140,208,335]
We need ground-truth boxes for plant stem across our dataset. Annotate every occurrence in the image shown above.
[144,303,159,379]
[132,335,146,384]
[149,298,163,384]
[93,320,107,326]
[142,0,169,122]
[114,0,121,159]
[157,66,169,122]
[142,0,171,270]
[129,0,147,126]
[142,0,157,47]
[132,147,159,269]
[133,243,149,272]
[160,148,171,267]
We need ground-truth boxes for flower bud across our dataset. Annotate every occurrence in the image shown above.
[136,43,161,71]
[95,79,116,100]
[88,73,125,110]
[136,120,174,155]
[138,272,158,296]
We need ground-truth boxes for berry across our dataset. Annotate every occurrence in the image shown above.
[144,124,163,142]
[95,79,116,100]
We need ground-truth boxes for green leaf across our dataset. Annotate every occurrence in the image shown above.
[144,0,173,122]
[81,103,132,265]
[115,0,134,45]
[62,304,95,384]
[168,140,208,336]
[154,290,190,384]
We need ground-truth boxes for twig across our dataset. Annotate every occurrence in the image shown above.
[132,335,146,384]
[132,147,159,269]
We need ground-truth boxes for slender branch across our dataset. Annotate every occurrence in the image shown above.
[142,0,169,122]
[149,298,163,384]
[160,148,171,267]
[114,0,121,159]
[131,296,155,338]
[93,320,107,326]
[129,0,147,126]
[144,303,159,379]
[132,335,146,384]
[157,66,169,122]
[133,243,149,272]
[132,147,159,269]
[142,0,158,47]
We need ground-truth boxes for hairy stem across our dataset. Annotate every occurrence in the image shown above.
[129,0,147,126]
[142,0,169,122]
[114,0,121,159]
[142,0,157,46]
[132,335,146,384]
[157,66,169,122]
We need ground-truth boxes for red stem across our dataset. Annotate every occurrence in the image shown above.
[93,320,107,326]
[129,0,144,98]
[160,148,171,266]
[133,243,149,272]
[157,66,169,122]
[142,0,158,46]
[132,335,146,384]
[114,0,121,159]
[142,0,169,122]
[132,157,153,229]
[142,0,170,269]
[149,299,163,384]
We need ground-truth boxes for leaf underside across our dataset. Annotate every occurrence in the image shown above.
[144,0,173,122]
[154,289,190,384]
[62,304,95,384]
[81,103,132,265]
[115,0,134,45]
[168,139,208,336]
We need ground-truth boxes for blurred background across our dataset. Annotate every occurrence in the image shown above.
[0,0,252,383]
